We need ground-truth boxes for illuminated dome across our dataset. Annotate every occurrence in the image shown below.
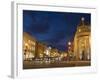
[76,17,90,37]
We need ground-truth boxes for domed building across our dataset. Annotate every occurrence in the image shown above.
[74,17,91,61]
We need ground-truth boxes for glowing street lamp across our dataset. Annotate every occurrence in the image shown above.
[68,41,71,46]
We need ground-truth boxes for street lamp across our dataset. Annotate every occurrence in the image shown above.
[68,41,71,46]
[68,41,72,61]
[68,41,71,51]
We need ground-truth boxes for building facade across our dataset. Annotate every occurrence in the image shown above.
[74,17,91,61]
[35,42,47,59]
[23,32,48,60]
[23,32,36,60]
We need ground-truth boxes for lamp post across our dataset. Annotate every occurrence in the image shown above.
[68,41,71,61]
[68,41,71,52]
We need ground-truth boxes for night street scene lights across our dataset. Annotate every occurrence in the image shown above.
[23,10,91,69]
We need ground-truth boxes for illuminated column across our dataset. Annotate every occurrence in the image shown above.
[74,35,78,61]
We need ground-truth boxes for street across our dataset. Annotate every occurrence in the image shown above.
[23,60,90,69]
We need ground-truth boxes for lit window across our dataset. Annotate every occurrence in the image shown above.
[79,29,81,32]
[25,43,28,46]
[32,42,35,45]
[28,40,31,43]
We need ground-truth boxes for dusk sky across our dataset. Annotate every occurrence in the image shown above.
[23,10,91,52]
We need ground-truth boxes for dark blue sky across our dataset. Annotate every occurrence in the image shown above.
[23,10,91,52]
